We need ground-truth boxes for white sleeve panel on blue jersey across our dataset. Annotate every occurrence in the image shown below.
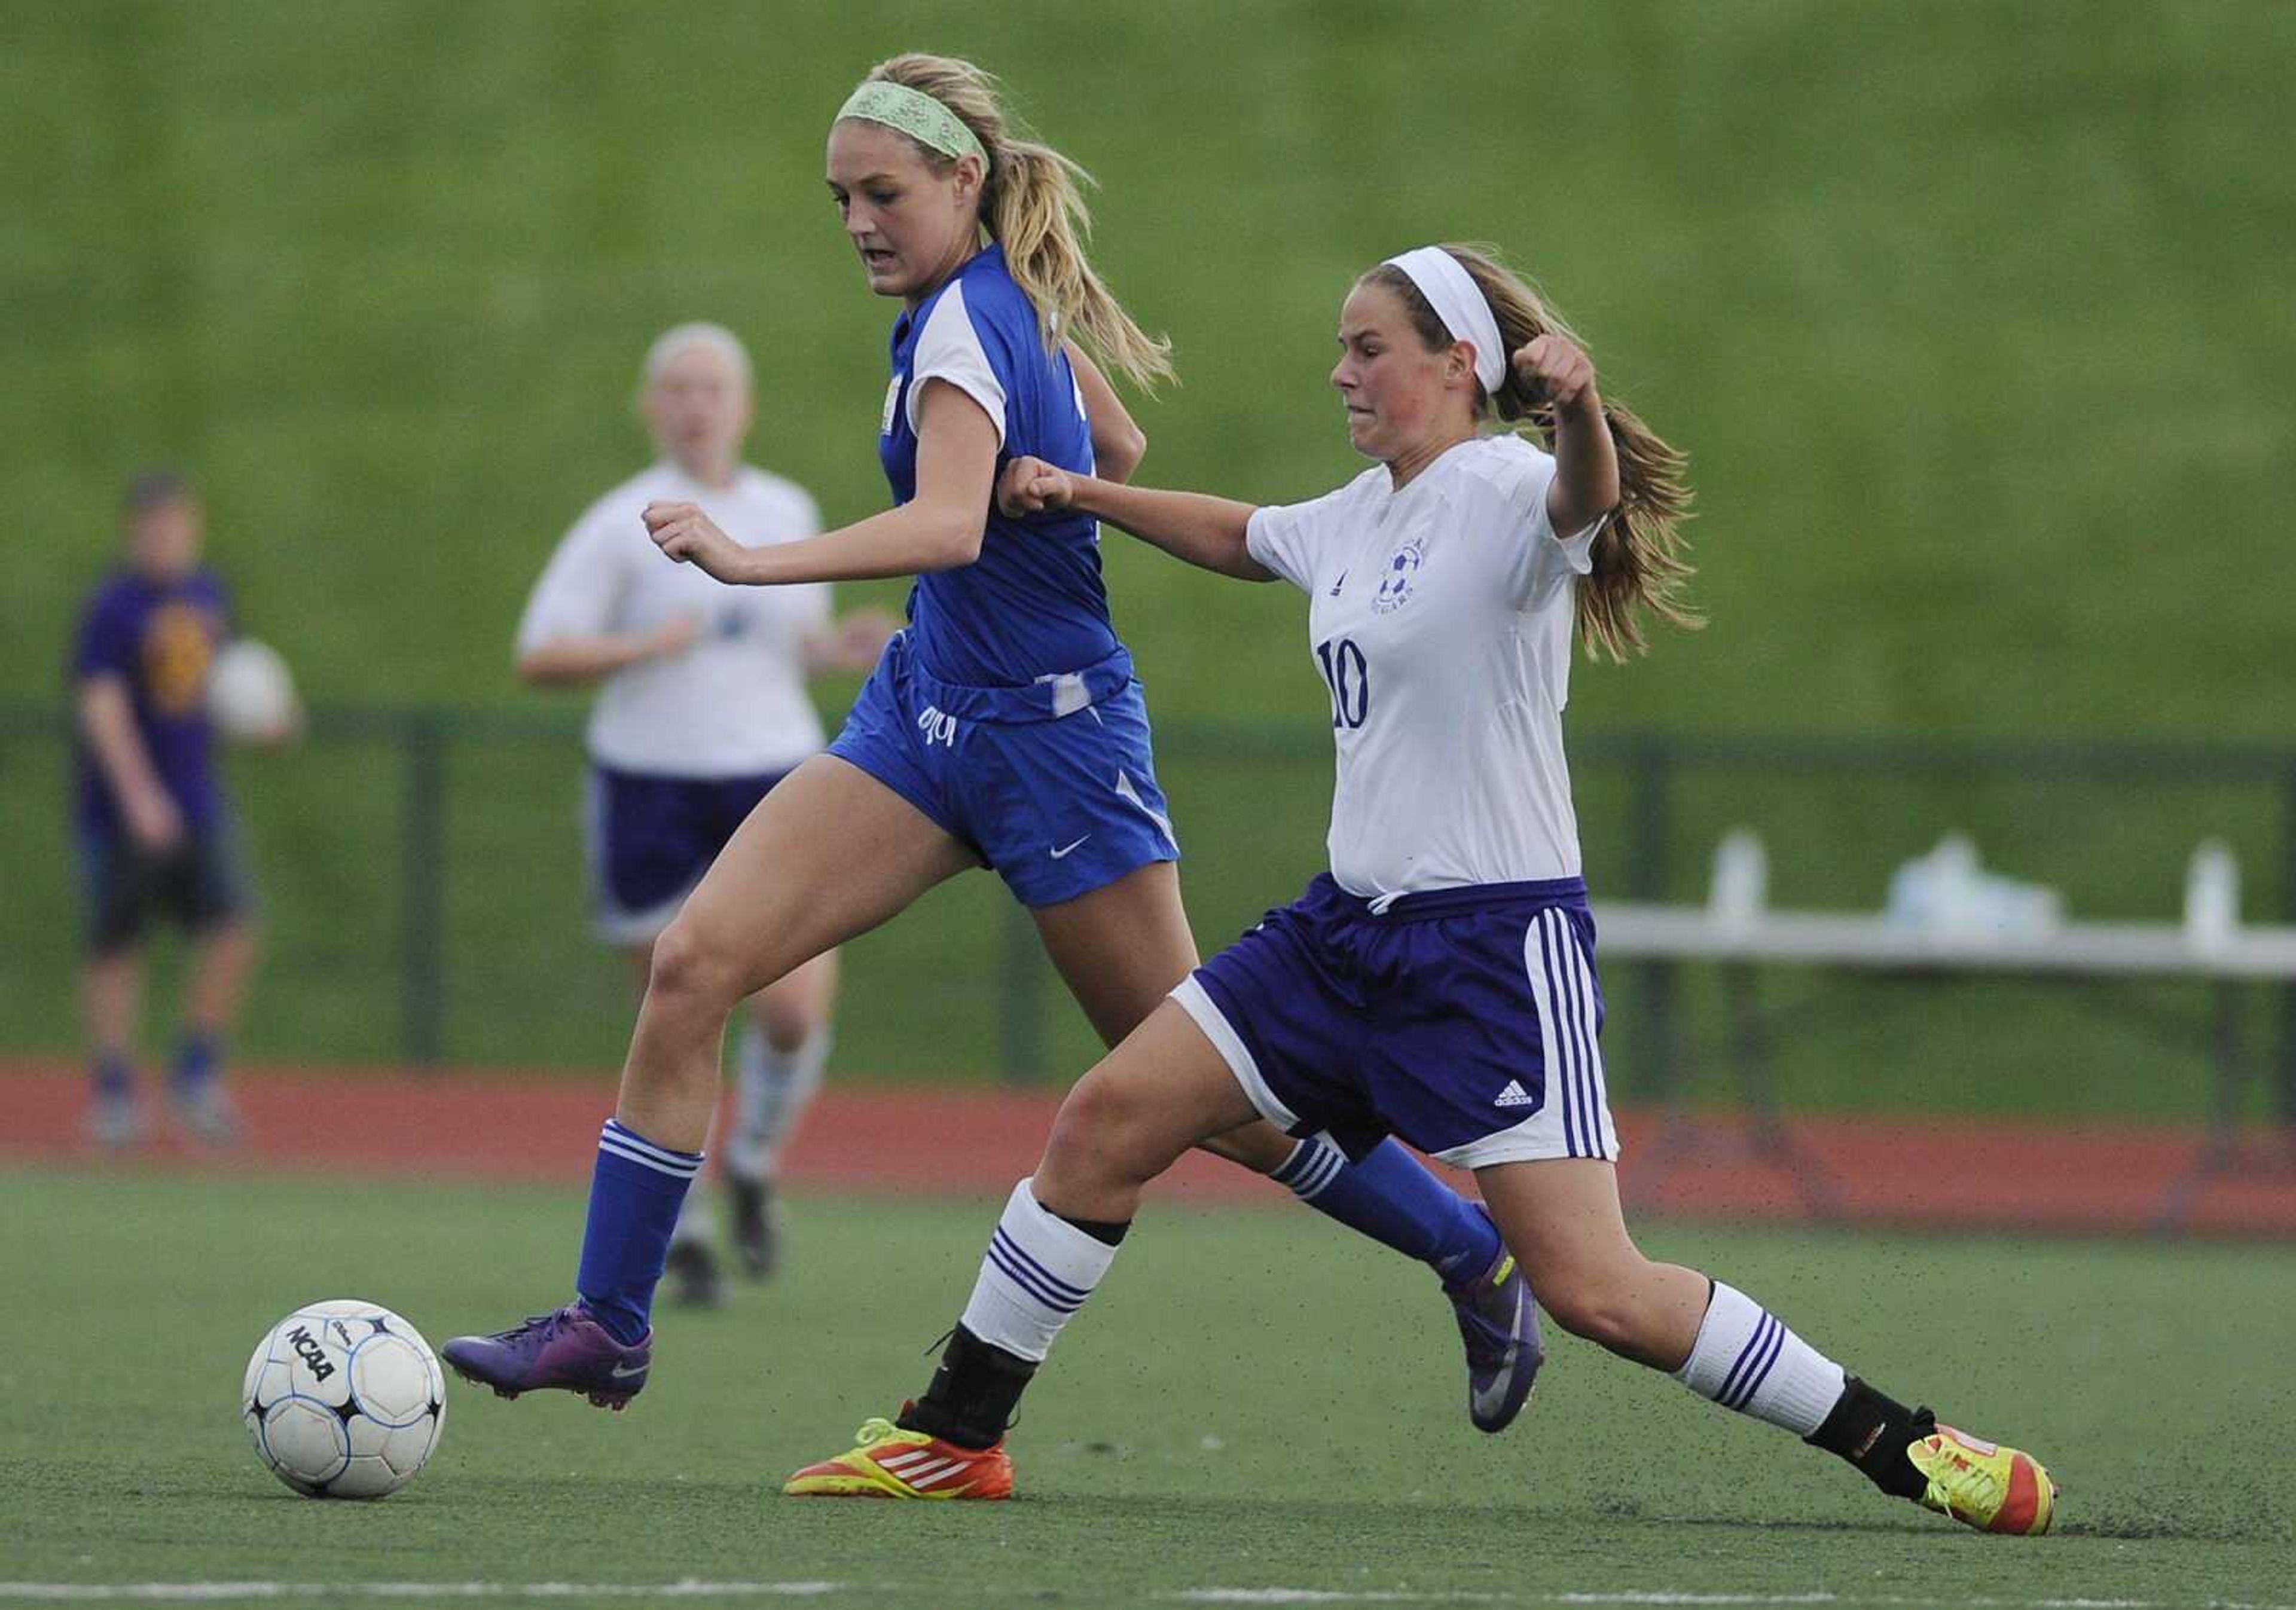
[905,283,1007,448]
[515,501,632,655]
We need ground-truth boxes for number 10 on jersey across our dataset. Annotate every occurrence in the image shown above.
[1315,637,1369,730]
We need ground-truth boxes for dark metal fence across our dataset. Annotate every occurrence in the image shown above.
[7,700,2292,1117]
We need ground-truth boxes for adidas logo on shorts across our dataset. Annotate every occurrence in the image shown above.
[1492,1079,1535,1109]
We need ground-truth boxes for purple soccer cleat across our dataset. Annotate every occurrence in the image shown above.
[440,1306,652,1412]
[1446,1233,1544,1434]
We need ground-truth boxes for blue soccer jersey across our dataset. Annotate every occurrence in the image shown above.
[833,244,1178,906]
[878,243,1116,686]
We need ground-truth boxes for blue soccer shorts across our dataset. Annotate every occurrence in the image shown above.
[1173,873,1620,1169]
[585,765,790,944]
[827,630,1178,908]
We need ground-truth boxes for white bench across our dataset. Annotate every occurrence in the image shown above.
[1590,903,2296,1229]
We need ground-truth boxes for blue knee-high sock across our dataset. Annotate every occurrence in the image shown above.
[91,1050,136,1100]
[1272,1135,1501,1283]
[174,1032,219,1090]
[575,1118,703,1345]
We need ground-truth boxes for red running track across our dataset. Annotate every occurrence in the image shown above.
[4,1058,2293,1236]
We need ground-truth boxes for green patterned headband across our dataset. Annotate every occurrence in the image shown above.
[836,81,988,167]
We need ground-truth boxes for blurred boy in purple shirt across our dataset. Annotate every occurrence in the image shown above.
[72,470,281,1145]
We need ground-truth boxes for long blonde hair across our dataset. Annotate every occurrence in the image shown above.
[1361,245,1696,661]
[853,54,1174,391]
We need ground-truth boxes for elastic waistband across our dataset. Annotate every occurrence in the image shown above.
[899,631,1135,725]
[1311,872,1589,921]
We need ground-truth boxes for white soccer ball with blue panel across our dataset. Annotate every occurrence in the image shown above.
[242,1299,446,1498]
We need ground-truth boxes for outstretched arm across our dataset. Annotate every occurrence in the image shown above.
[1064,343,1147,485]
[644,381,1000,584]
[997,457,1274,582]
[1512,334,1620,537]
[518,617,701,686]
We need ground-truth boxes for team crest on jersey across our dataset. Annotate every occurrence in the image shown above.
[881,375,903,437]
[1372,539,1424,614]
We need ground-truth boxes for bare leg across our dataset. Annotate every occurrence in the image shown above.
[632,929,840,1280]
[1031,859,1506,1303]
[443,757,980,1374]
[182,918,260,1040]
[1476,1158,1709,1368]
[865,1001,1262,1455]
[1028,862,1314,1174]
[721,949,841,1275]
[616,934,728,1296]
[616,755,975,1153]
[621,940,654,1001]
[80,945,146,1142]
[80,948,144,1065]
[752,949,838,1053]
[725,951,838,1176]
[1470,1157,2056,1526]
[1031,1000,1264,1221]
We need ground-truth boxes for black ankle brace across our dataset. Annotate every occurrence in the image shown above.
[1806,1376,1935,1500]
[899,1325,1037,1451]
[1054,1209,1130,1247]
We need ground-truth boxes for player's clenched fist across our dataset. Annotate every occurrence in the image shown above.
[1511,334,1598,414]
[996,456,1076,517]
[642,499,747,582]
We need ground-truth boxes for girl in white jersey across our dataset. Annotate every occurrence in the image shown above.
[515,324,891,1296]
[786,245,2059,1538]
[447,59,1542,1431]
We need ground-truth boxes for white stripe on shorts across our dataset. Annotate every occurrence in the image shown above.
[1433,909,1620,1169]
[1554,910,1616,1157]
[1170,975,1300,1131]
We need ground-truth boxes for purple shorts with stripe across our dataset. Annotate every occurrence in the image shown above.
[1173,873,1619,1169]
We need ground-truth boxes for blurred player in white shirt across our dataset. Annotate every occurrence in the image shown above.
[515,323,891,1300]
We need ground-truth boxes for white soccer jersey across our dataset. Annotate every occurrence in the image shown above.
[1245,433,1599,905]
[516,462,831,777]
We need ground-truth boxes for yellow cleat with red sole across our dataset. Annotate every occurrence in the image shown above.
[784,1415,1013,1501]
[1907,1426,2057,1535]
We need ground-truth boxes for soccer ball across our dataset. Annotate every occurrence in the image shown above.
[206,638,297,742]
[242,1300,446,1498]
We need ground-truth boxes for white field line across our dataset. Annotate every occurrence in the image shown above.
[1167,1594,2296,1610]
[1,1592,2288,1610]
[0,1588,841,1603]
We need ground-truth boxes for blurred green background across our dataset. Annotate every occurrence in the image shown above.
[4,1,2292,1114]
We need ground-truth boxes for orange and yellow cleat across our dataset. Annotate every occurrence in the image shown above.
[1907,1425,2057,1535]
[784,1416,1013,1501]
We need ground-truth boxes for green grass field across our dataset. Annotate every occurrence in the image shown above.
[6,1166,2292,1606]
[4,2,2294,1108]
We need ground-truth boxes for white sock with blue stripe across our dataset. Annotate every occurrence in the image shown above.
[957,1179,1122,1362]
[1674,1281,1846,1435]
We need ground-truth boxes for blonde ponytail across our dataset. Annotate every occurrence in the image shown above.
[1362,245,1697,661]
[858,54,1175,391]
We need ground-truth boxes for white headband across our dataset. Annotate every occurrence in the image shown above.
[1382,246,1507,393]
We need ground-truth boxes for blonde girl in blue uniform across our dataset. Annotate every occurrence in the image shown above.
[447,58,1538,1427]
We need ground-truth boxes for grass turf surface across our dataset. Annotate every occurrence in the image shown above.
[5,1168,2292,1606]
